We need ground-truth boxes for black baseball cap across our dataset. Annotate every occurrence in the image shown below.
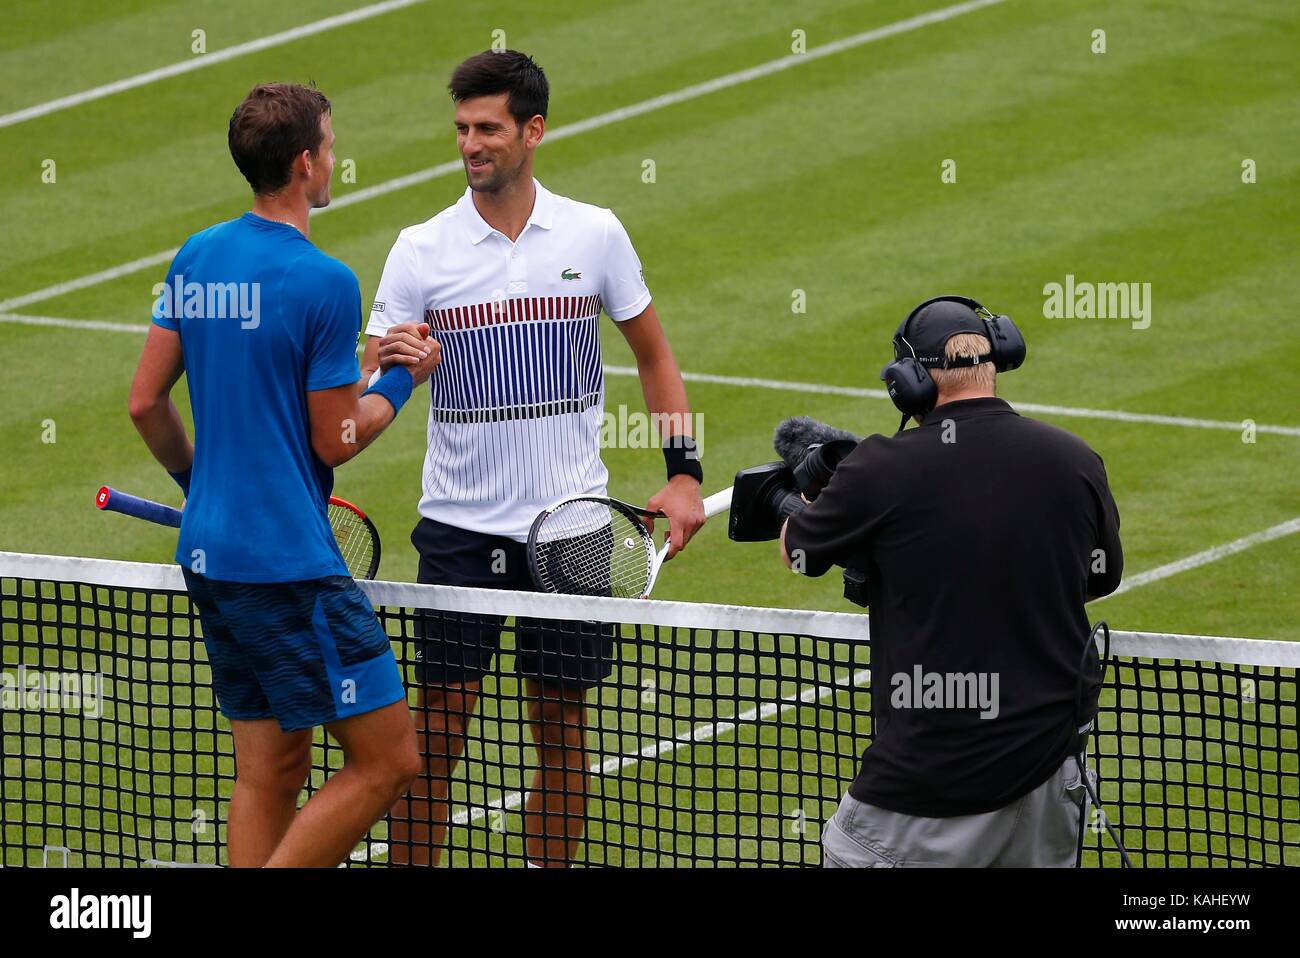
[893,296,991,368]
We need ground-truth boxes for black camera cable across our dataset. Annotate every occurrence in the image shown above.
[1073,620,1133,868]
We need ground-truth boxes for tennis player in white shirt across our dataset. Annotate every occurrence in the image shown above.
[364,50,705,867]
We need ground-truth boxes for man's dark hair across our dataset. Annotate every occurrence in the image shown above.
[448,50,548,125]
[228,83,331,195]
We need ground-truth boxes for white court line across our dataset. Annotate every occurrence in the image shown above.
[0,312,150,333]
[0,0,1009,314]
[1099,516,1300,599]
[4,311,1299,438]
[448,667,875,828]
[602,366,1300,438]
[0,0,430,130]
[0,253,180,314]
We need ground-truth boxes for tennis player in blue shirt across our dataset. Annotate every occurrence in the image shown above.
[128,83,439,867]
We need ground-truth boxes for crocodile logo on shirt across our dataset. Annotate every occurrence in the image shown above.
[561,268,582,281]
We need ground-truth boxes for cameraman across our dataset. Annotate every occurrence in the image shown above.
[780,296,1123,867]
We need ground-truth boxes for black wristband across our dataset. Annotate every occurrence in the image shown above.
[168,466,192,497]
[663,435,703,483]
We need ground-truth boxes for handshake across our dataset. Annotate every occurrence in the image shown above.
[375,322,442,385]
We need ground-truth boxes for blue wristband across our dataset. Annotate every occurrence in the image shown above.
[169,466,192,497]
[362,366,414,416]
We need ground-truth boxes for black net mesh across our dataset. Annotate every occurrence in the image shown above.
[2,564,1296,868]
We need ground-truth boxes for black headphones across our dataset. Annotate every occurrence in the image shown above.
[880,295,1026,427]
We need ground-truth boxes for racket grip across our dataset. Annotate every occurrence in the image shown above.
[702,486,733,519]
[96,486,183,528]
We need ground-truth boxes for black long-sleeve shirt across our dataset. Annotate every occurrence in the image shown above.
[783,397,1123,816]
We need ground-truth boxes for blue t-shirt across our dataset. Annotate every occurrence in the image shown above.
[152,212,362,582]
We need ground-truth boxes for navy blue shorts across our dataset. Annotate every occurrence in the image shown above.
[410,518,617,690]
[183,570,405,732]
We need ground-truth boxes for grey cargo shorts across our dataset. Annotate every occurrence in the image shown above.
[822,753,1095,868]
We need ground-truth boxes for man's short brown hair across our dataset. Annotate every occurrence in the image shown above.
[228,83,331,195]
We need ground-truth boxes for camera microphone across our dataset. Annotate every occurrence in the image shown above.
[772,417,860,501]
[728,417,861,543]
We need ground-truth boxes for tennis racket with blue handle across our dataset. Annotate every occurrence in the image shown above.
[95,486,382,580]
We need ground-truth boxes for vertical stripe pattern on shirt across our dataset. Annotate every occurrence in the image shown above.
[421,295,606,503]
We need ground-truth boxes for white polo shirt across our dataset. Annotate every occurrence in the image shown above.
[366,178,652,540]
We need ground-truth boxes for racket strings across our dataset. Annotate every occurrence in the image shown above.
[329,504,375,579]
[533,500,654,598]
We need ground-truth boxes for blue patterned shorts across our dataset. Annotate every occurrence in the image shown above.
[183,571,405,732]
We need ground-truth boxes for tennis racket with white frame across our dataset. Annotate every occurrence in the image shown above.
[526,487,732,599]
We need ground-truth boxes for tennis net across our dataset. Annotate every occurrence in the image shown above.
[2,551,1296,867]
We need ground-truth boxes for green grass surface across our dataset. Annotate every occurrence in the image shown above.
[2,0,1298,867]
